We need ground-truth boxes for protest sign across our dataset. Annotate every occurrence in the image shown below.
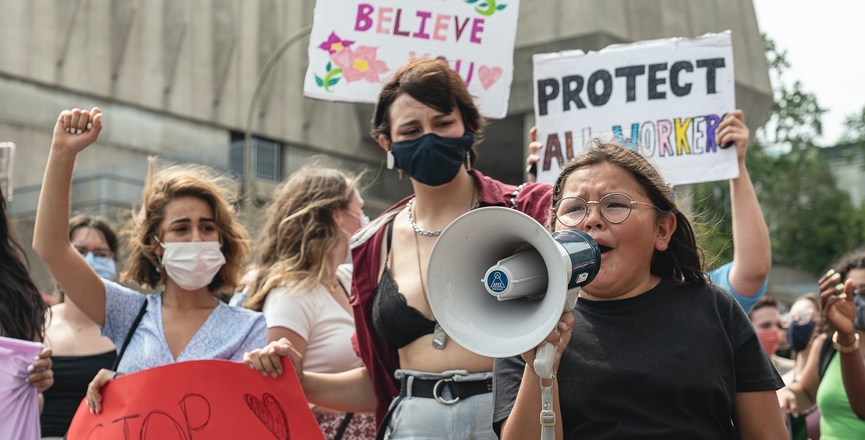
[66,359,323,440]
[0,143,14,201]
[304,0,521,118]
[532,32,737,185]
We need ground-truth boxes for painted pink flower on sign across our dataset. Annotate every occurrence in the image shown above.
[331,46,389,83]
[318,31,354,54]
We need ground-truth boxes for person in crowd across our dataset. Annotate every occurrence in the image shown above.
[40,215,118,438]
[778,250,865,438]
[783,293,821,383]
[494,140,788,439]
[749,295,796,377]
[526,109,771,313]
[0,189,53,440]
[244,59,552,439]
[33,107,266,415]
[780,293,822,440]
[242,165,376,440]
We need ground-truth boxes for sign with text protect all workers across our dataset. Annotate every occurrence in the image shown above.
[533,32,738,185]
[66,359,323,440]
[304,0,521,119]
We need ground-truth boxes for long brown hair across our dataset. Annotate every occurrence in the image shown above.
[371,58,485,167]
[243,165,359,312]
[550,140,707,284]
[122,158,248,293]
[0,191,47,341]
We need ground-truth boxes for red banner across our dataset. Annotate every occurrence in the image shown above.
[66,358,323,440]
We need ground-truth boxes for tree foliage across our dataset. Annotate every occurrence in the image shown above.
[694,35,861,275]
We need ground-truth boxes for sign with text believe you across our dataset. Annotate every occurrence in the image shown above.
[304,0,521,119]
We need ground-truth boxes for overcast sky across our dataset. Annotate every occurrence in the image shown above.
[752,0,865,145]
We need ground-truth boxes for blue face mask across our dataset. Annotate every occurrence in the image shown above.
[84,252,116,281]
[390,133,475,187]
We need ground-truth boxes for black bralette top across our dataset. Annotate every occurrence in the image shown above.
[372,220,437,348]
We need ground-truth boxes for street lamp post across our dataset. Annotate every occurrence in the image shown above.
[242,24,313,223]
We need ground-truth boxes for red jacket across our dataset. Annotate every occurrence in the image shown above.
[349,170,552,423]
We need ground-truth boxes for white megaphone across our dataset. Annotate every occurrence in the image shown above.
[427,206,600,379]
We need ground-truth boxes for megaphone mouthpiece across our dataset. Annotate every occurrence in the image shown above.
[483,246,548,301]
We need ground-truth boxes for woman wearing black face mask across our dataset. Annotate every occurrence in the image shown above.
[782,294,821,383]
[244,59,553,439]
[778,250,865,437]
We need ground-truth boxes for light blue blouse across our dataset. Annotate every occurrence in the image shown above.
[99,280,267,374]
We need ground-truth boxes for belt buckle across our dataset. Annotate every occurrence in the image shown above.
[433,378,460,405]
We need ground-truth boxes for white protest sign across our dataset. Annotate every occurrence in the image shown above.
[533,32,738,185]
[304,0,521,119]
[0,143,14,201]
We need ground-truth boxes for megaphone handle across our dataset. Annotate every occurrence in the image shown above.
[533,342,557,380]
[535,344,557,440]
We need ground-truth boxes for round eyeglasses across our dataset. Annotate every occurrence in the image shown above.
[781,309,814,328]
[555,193,658,227]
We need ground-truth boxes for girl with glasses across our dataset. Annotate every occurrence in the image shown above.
[40,215,119,439]
[494,140,787,439]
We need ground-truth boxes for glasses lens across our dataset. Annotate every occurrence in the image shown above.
[797,309,813,325]
[600,194,633,223]
[556,198,587,226]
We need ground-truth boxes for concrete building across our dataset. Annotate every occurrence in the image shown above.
[0,0,773,293]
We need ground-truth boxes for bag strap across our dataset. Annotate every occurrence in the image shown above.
[333,412,354,440]
[111,299,148,371]
[818,334,837,380]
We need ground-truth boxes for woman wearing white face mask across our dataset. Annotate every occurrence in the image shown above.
[33,108,267,415]
[41,215,118,438]
[243,165,376,440]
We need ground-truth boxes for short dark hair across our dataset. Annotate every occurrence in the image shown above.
[69,214,119,261]
[749,294,779,318]
[371,59,485,167]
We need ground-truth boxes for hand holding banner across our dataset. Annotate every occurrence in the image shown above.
[532,32,738,185]
[66,359,324,440]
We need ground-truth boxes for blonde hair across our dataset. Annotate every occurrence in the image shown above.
[244,165,359,311]
[121,158,249,293]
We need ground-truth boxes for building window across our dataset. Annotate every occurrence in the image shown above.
[229,133,282,182]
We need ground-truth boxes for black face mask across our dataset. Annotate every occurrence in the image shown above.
[787,321,817,352]
[390,133,475,187]
[856,293,865,331]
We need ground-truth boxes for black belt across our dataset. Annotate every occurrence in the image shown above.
[398,375,492,404]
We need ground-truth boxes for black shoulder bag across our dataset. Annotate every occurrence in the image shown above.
[111,299,148,372]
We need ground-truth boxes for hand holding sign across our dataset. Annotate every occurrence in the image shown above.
[716,109,750,164]
[67,359,324,440]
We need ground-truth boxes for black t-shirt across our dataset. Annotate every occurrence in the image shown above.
[492,278,783,439]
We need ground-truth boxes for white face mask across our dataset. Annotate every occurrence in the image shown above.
[344,209,370,229]
[158,240,226,291]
